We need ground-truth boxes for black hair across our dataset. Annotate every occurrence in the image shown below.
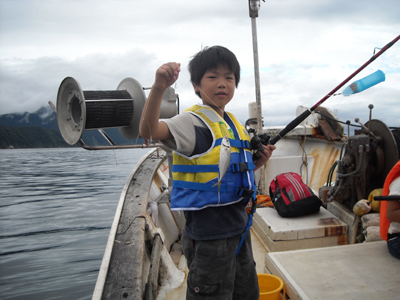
[188,46,241,98]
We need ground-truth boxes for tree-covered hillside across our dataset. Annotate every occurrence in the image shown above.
[0,107,144,149]
[0,126,70,148]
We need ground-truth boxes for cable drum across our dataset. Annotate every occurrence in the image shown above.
[56,76,178,146]
[56,77,146,145]
[83,90,133,129]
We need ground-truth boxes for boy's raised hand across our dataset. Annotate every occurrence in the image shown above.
[139,62,180,141]
[154,62,181,90]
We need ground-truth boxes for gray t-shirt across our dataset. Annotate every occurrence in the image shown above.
[388,177,400,234]
[161,111,248,241]
[161,112,211,156]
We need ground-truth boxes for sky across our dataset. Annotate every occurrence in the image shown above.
[0,0,399,129]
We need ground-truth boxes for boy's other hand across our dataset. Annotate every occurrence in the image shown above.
[254,144,276,171]
[154,62,181,90]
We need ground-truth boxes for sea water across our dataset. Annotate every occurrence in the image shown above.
[0,148,149,300]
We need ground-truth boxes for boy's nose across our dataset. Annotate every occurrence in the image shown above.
[217,80,226,88]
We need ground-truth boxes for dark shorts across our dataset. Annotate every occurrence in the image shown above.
[388,236,400,259]
[182,232,259,300]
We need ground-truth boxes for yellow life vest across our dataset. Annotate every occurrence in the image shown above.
[171,104,256,211]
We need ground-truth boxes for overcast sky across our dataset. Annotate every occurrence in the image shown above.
[0,0,399,129]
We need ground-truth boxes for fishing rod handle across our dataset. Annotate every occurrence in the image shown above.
[374,195,400,201]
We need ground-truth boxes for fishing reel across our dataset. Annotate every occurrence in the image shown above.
[248,128,271,161]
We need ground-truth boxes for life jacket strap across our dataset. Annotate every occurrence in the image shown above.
[231,162,256,173]
[236,187,256,199]
[236,197,257,256]
[173,180,227,192]
[215,138,251,149]
[172,164,218,173]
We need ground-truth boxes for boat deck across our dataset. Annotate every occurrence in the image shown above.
[94,148,399,300]
[265,241,400,300]
[253,206,348,252]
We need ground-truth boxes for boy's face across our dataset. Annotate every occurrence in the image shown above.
[194,64,235,115]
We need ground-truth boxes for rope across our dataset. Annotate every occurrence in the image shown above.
[299,125,309,185]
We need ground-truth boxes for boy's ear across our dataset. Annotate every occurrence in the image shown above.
[193,83,200,92]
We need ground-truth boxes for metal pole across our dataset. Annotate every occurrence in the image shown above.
[251,17,263,135]
[250,14,266,193]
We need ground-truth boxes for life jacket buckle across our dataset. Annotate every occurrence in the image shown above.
[232,162,249,173]
[241,140,251,149]
[236,187,256,199]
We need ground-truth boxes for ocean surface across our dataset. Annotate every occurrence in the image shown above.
[0,147,149,300]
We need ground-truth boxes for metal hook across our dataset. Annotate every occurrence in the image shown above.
[373,47,382,55]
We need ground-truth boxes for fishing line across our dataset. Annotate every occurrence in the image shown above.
[180,69,225,116]
[112,149,118,166]
[268,34,400,145]
[138,93,154,144]
[137,66,227,145]
[331,44,400,98]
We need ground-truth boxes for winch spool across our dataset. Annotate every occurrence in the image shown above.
[56,75,181,146]
[56,77,146,145]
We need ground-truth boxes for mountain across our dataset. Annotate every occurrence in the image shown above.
[0,106,143,149]
[0,106,58,129]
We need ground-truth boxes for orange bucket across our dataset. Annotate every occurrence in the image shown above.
[257,274,285,300]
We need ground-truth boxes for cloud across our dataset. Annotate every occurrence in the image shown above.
[0,50,164,114]
[0,0,399,131]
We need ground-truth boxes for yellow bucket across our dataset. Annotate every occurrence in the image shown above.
[257,273,285,300]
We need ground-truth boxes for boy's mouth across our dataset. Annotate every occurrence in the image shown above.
[215,92,227,96]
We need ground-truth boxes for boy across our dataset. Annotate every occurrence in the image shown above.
[139,46,275,299]
[380,160,400,259]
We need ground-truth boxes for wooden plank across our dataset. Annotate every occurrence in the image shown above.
[319,119,341,141]
[144,234,163,300]
[101,151,166,300]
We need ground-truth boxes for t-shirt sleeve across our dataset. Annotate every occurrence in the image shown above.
[389,177,400,195]
[160,113,196,156]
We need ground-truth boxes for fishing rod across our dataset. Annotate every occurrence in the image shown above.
[268,34,400,145]
[374,195,400,201]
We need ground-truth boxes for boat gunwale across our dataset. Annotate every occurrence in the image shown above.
[92,148,162,300]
